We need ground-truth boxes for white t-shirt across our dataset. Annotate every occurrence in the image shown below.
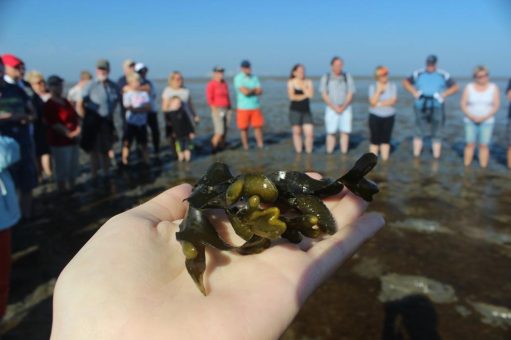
[464,83,497,124]
[123,90,149,126]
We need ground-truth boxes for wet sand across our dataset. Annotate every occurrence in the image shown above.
[1,76,511,339]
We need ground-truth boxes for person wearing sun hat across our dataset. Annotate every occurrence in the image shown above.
[368,66,397,161]
[403,55,459,159]
[77,58,121,178]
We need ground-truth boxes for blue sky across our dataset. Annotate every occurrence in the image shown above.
[0,0,510,80]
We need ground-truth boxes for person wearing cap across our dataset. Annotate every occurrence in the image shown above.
[43,75,81,192]
[0,56,38,220]
[403,55,459,159]
[320,56,356,154]
[233,60,264,149]
[1,54,32,96]
[135,62,160,156]
[68,70,92,111]
[26,70,52,179]
[77,59,121,178]
[368,66,397,161]
[206,66,231,153]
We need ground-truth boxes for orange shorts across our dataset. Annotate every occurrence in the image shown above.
[237,109,264,129]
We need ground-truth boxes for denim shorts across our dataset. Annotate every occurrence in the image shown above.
[325,106,352,134]
[464,120,494,145]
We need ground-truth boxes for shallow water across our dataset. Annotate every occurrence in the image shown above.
[2,76,511,339]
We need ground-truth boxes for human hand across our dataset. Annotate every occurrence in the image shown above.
[68,126,81,139]
[51,180,383,340]
[413,90,422,99]
[0,111,12,120]
[336,105,345,114]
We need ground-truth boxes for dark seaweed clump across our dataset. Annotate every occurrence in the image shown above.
[176,153,379,295]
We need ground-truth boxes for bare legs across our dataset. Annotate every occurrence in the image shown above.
[240,129,249,150]
[414,137,442,159]
[254,128,264,148]
[340,133,349,154]
[465,143,490,168]
[369,144,391,161]
[464,143,475,167]
[40,154,52,178]
[326,132,349,154]
[292,124,314,154]
[326,134,336,154]
[292,126,302,153]
[508,146,511,169]
[90,152,111,178]
[240,128,264,150]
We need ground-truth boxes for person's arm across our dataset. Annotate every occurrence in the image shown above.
[339,75,354,111]
[441,82,459,99]
[305,79,314,99]
[130,103,152,113]
[479,85,500,122]
[402,76,421,99]
[320,76,338,111]
[188,96,199,122]
[369,84,381,107]
[287,81,309,101]
[206,82,215,108]
[378,83,397,107]
[50,179,384,340]
[253,77,262,96]
[139,83,151,93]
[507,81,511,101]
[460,85,475,121]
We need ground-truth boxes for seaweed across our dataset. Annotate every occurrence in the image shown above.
[176,153,379,295]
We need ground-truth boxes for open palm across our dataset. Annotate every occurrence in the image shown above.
[51,180,383,340]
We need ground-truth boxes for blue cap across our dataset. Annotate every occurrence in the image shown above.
[240,60,251,68]
[426,55,438,65]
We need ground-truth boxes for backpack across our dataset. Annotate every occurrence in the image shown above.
[324,72,348,95]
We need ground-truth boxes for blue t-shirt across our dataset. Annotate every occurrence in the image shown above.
[0,136,21,230]
[234,73,261,110]
[407,69,456,109]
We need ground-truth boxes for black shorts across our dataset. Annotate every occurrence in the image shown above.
[368,114,395,145]
[289,110,313,126]
[175,137,192,152]
[123,124,147,147]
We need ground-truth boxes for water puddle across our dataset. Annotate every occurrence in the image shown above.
[378,273,457,303]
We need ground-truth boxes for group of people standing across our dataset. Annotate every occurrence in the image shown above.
[1,51,511,322]
[285,55,510,169]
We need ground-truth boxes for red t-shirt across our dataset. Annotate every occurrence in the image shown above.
[206,80,231,108]
[43,98,80,146]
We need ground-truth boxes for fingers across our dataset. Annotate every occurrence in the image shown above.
[331,191,368,229]
[131,183,193,223]
[299,212,384,301]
